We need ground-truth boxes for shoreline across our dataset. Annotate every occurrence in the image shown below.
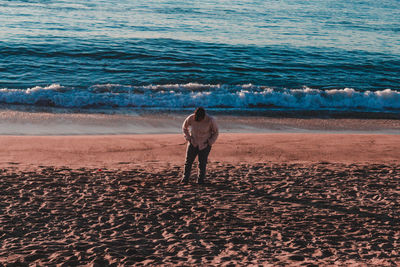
[1,109,400,135]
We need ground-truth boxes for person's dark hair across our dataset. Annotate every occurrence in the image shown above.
[194,107,206,121]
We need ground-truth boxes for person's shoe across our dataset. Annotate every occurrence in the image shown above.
[180,178,189,184]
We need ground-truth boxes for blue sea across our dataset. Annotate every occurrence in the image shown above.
[0,0,399,123]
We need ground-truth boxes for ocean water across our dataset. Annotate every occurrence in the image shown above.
[0,0,399,115]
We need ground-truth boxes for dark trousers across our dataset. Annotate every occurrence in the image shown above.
[183,143,211,182]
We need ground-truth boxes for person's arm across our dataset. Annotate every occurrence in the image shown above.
[182,115,192,142]
[207,118,219,146]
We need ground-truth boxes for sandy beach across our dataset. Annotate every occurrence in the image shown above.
[2,0,400,265]
[0,133,399,266]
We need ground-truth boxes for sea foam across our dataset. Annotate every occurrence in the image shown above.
[0,83,399,111]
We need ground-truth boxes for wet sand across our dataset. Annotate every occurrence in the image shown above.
[0,134,399,266]
[2,108,400,135]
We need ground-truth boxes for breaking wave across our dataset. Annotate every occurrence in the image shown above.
[1,83,400,112]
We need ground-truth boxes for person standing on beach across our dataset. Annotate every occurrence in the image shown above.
[181,107,219,184]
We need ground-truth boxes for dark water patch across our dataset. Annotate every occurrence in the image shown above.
[0,38,399,90]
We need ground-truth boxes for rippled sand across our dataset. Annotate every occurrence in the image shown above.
[0,163,399,266]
